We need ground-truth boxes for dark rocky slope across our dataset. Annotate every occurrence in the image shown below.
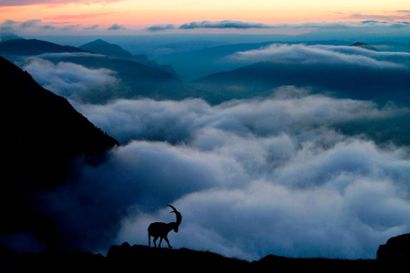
[0,56,118,250]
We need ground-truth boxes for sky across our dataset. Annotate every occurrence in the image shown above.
[0,0,410,32]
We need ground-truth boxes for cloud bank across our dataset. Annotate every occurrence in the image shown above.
[230,44,410,69]
[49,88,410,260]
[24,58,118,103]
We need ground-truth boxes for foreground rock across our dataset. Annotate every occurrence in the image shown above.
[0,243,377,273]
[3,237,410,273]
[377,233,410,261]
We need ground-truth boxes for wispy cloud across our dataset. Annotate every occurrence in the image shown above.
[179,20,272,30]
[0,19,81,33]
[107,23,125,31]
[83,24,99,30]
[349,11,410,22]
[146,24,175,32]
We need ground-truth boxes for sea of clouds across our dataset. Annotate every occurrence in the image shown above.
[43,87,410,260]
[19,42,410,260]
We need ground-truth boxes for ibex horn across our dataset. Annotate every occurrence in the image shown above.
[167,204,182,225]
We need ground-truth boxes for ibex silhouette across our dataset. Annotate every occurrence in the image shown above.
[148,204,182,248]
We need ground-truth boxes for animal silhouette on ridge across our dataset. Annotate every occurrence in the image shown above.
[148,204,182,248]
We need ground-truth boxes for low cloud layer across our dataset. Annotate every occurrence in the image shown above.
[75,88,399,144]
[51,88,410,260]
[24,58,118,103]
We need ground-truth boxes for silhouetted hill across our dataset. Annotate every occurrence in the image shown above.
[0,38,85,56]
[3,236,410,273]
[0,56,118,250]
[80,39,134,59]
[195,61,410,105]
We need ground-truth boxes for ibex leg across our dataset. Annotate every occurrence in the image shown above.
[164,236,172,248]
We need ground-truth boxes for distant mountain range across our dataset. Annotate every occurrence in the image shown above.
[80,38,177,75]
[0,38,85,56]
[0,56,118,250]
[195,60,410,105]
[3,38,399,105]
[0,38,185,102]
[156,40,355,80]
[157,41,274,80]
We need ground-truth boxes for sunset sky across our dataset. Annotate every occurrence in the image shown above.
[0,0,409,29]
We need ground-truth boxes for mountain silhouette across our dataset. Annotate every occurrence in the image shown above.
[351,42,377,51]
[0,38,85,56]
[80,39,134,59]
[80,38,177,75]
[0,56,118,250]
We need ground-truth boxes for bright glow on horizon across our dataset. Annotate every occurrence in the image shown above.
[0,0,409,29]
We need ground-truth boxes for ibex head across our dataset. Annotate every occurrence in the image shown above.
[168,204,182,232]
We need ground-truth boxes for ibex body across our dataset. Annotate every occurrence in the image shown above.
[148,205,182,248]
